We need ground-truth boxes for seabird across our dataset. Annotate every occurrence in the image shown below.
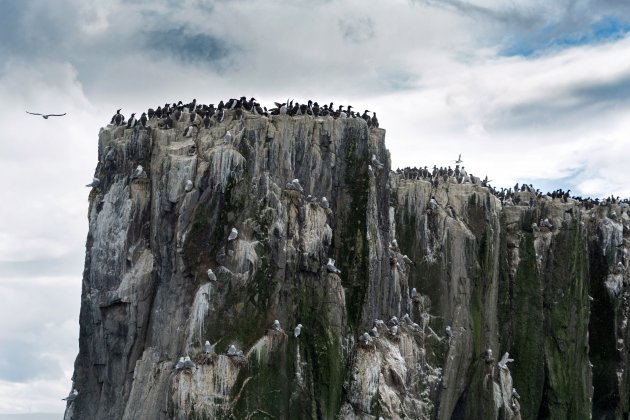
[389,316,399,326]
[445,325,452,338]
[183,356,196,369]
[371,154,384,169]
[294,324,303,338]
[62,389,78,402]
[183,125,194,137]
[175,357,185,370]
[361,332,372,345]
[454,154,463,164]
[126,113,136,128]
[207,268,217,282]
[224,130,232,143]
[321,196,330,209]
[86,178,100,188]
[140,112,147,127]
[326,258,341,274]
[286,178,304,192]
[272,319,281,332]
[227,344,239,356]
[512,388,521,400]
[428,197,438,210]
[227,227,238,241]
[204,340,214,354]
[498,352,514,370]
[390,325,398,336]
[402,313,412,324]
[410,287,418,299]
[132,165,146,179]
[370,326,379,338]
[26,111,66,119]
[185,179,193,192]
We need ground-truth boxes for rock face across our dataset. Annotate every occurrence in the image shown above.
[65,108,630,419]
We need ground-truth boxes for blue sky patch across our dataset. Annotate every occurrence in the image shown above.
[501,16,630,57]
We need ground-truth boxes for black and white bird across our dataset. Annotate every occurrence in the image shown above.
[185,179,193,192]
[207,268,217,282]
[27,111,66,119]
[498,352,514,370]
[224,130,232,143]
[228,227,238,241]
[183,356,196,369]
[454,154,463,164]
[321,196,330,209]
[326,258,341,274]
[204,340,214,354]
[294,324,303,338]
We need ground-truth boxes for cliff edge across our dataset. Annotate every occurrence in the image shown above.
[65,106,630,419]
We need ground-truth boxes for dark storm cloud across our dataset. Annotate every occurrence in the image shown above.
[495,72,630,131]
[144,27,236,69]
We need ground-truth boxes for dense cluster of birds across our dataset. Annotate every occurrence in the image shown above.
[397,157,629,209]
[108,97,380,131]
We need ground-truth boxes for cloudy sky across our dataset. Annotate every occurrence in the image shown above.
[1,0,630,415]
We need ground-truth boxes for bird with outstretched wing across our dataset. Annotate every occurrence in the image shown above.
[26,111,67,119]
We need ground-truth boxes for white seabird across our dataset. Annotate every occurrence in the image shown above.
[207,268,217,282]
[227,344,238,356]
[402,313,412,324]
[428,197,438,210]
[389,325,398,336]
[294,324,303,338]
[185,179,193,192]
[272,319,281,331]
[224,130,232,143]
[86,178,100,188]
[370,326,379,338]
[286,178,304,192]
[321,196,330,209]
[228,227,238,241]
[411,287,418,299]
[62,389,78,402]
[326,258,341,274]
[361,332,372,345]
[183,356,196,369]
[204,340,214,354]
[132,165,146,179]
[445,325,452,338]
[371,154,384,169]
[498,352,514,370]
[175,357,185,370]
[388,316,399,326]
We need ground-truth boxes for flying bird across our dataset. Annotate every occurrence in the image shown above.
[454,154,463,164]
[26,111,66,119]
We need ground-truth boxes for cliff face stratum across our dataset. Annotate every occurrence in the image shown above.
[65,106,630,419]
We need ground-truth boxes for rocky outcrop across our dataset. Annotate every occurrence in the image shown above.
[65,108,630,419]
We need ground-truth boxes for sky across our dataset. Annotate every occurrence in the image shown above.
[1,0,630,415]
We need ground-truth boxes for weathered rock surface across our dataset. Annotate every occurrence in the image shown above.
[65,109,630,419]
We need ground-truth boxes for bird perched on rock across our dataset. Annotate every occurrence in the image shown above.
[512,388,521,400]
[445,325,452,338]
[185,179,193,192]
[132,165,146,179]
[204,340,214,354]
[228,227,238,241]
[286,178,304,192]
[183,125,194,137]
[294,324,303,338]
[402,313,412,324]
[127,113,137,128]
[272,320,281,332]
[207,268,217,282]
[175,357,185,370]
[86,178,100,188]
[410,287,418,299]
[224,130,232,143]
[183,356,196,370]
[371,154,384,169]
[498,352,514,370]
[361,332,373,345]
[62,389,78,402]
[321,196,330,209]
[388,316,399,326]
[428,197,438,210]
[389,325,398,336]
[27,110,66,119]
[326,258,341,274]
[402,255,413,265]
[370,326,379,338]
[227,344,239,356]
